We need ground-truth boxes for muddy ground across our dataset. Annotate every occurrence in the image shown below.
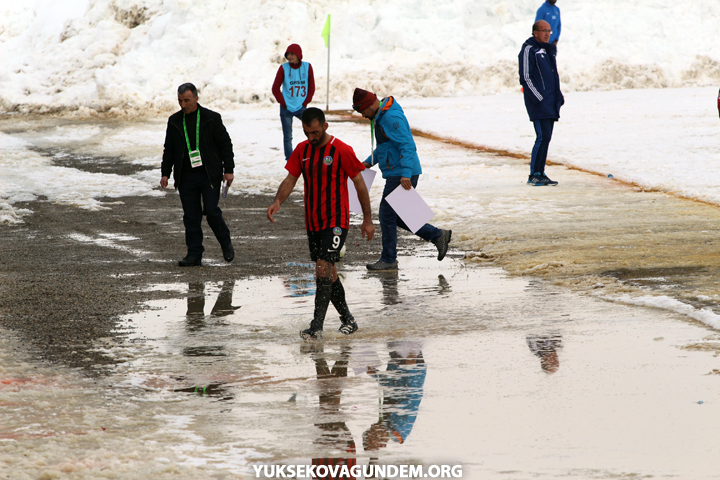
[0,165,411,371]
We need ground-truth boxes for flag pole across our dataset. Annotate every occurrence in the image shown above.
[325,18,330,112]
[321,14,331,112]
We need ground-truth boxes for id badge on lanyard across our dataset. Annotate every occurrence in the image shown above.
[183,110,202,168]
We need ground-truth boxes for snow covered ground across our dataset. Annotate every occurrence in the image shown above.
[3,87,719,225]
[2,0,719,218]
[402,86,720,203]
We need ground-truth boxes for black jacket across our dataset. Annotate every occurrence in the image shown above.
[161,104,234,188]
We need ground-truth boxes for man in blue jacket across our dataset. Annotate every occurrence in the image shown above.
[535,0,561,46]
[518,20,564,186]
[352,88,451,271]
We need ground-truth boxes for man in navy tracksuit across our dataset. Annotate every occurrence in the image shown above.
[518,20,564,186]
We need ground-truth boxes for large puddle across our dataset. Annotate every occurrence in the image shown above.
[3,113,720,478]
[3,256,720,479]
[5,113,720,326]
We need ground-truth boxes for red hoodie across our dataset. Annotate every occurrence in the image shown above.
[271,44,315,108]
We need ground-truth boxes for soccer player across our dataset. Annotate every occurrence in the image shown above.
[267,107,375,340]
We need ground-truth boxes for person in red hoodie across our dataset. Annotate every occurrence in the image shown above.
[272,44,316,160]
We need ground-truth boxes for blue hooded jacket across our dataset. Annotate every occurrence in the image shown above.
[535,2,561,44]
[364,97,422,179]
[518,36,564,121]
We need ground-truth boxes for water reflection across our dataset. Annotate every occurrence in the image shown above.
[182,346,227,357]
[284,274,316,298]
[363,341,426,454]
[372,271,401,306]
[526,333,563,373]
[303,343,357,479]
[374,273,451,306]
[437,274,451,296]
[185,281,241,332]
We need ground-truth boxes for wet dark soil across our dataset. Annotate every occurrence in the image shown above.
[0,162,394,373]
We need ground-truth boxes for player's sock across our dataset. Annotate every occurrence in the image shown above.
[310,277,333,331]
[331,279,353,323]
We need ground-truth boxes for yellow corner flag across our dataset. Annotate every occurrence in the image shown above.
[321,14,331,48]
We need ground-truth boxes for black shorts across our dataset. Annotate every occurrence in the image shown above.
[307,227,348,264]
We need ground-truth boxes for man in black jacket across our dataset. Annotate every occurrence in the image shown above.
[160,83,235,267]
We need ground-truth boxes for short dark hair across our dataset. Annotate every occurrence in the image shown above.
[301,107,326,126]
[178,83,198,97]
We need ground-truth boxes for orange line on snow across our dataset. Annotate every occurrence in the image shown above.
[327,110,720,208]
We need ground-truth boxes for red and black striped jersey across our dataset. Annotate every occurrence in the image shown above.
[286,136,365,232]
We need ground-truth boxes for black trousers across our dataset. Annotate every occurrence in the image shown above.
[178,169,231,257]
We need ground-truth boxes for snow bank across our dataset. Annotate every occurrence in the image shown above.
[1,0,719,115]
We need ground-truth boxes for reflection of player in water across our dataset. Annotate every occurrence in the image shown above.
[526,333,563,373]
[304,344,357,480]
[363,342,427,452]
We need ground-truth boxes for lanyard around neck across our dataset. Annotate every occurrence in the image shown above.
[182,109,200,154]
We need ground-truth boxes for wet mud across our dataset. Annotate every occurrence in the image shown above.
[3,117,720,479]
[0,186,399,372]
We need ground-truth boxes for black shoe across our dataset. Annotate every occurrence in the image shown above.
[540,173,558,186]
[222,243,235,262]
[179,256,202,267]
[338,320,358,335]
[300,328,322,341]
[528,174,550,186]
[366,260,399,271]
[432,229,452,261]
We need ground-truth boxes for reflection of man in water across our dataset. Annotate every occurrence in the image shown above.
[185,281,241,332]
[376,273,450,307]
[305,344,357,480]
[377,271,401,306]
[283,274,316,298]
[363,342,427,452]
[526,333,563,373]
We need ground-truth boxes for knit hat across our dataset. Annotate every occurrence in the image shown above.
[352,88,377,112]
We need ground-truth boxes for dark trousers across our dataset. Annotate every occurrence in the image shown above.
[379,175,441,263]
[178,169,231,258]
[280,106,306,160]
[530,119,556,175]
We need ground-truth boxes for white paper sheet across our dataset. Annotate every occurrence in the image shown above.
[385,185,435,233]
[347,168,377,214]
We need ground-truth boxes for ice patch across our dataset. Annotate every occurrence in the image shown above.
[67,232,150,256]
[0,131,163,223]
[607,294,720,331]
